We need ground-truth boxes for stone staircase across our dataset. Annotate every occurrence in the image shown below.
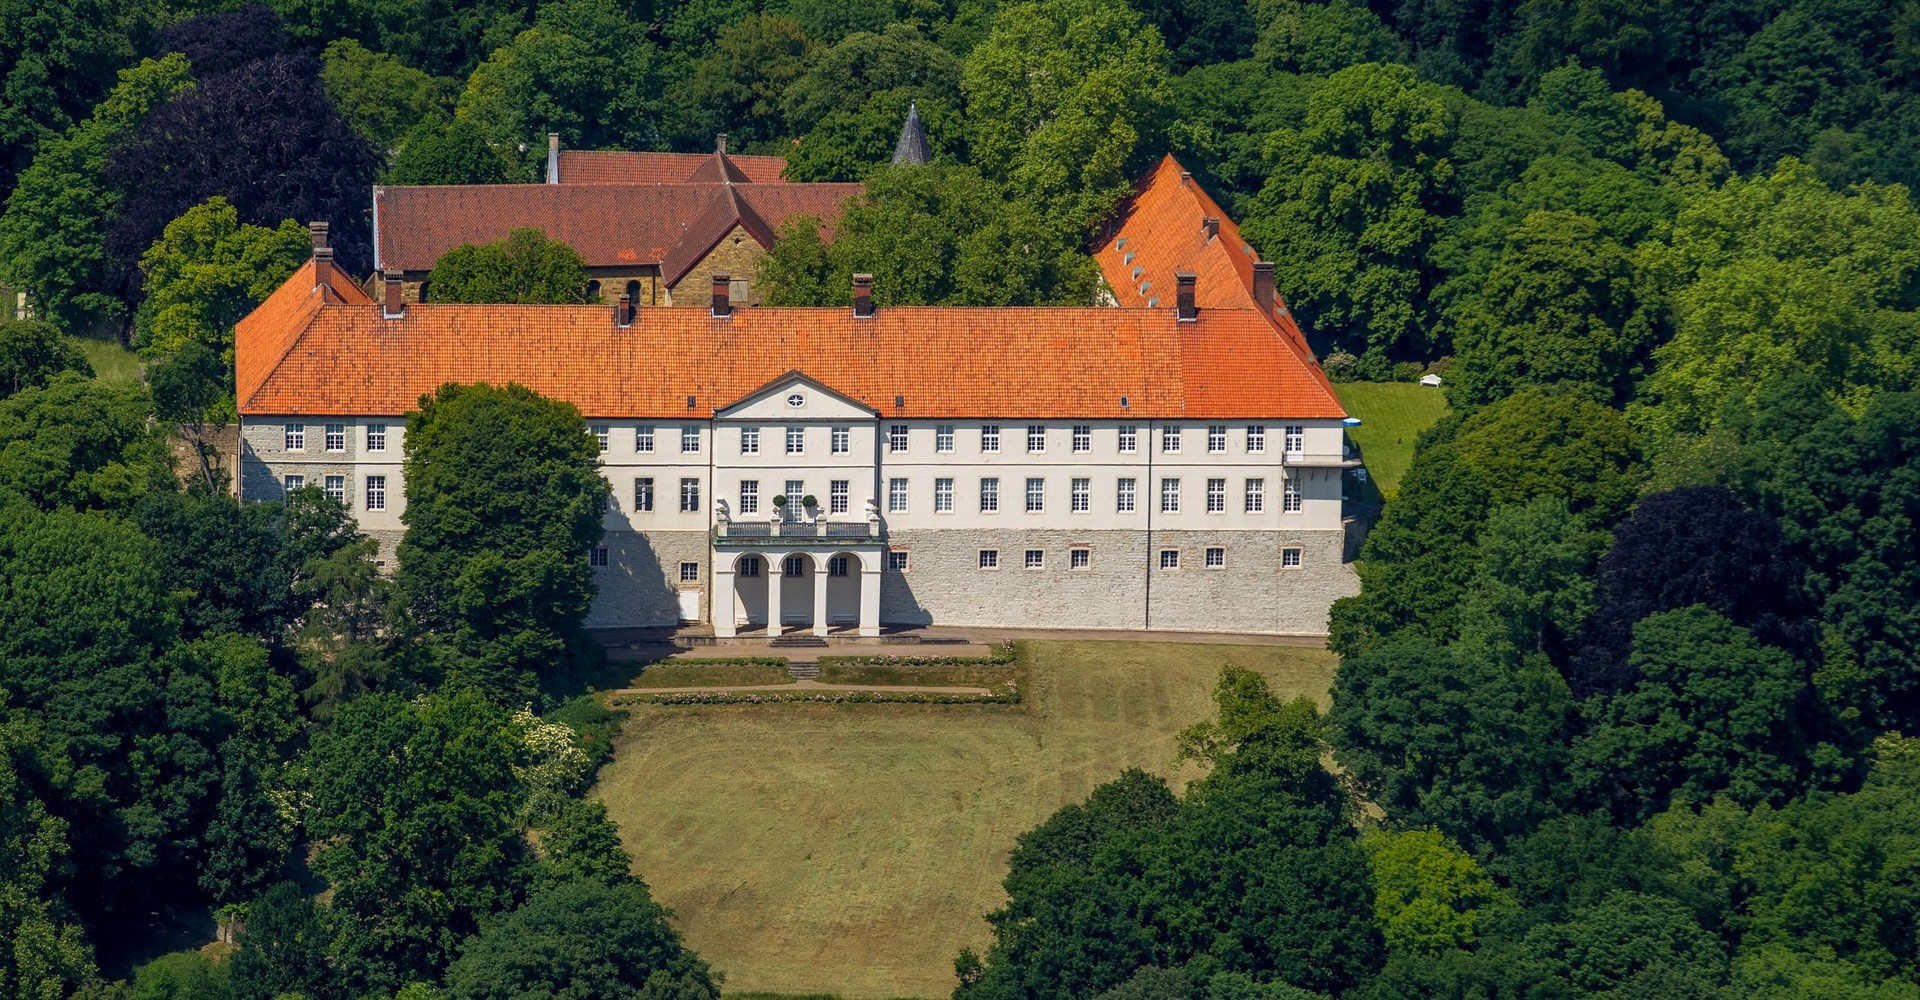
[769,634,829,649]
[787,661,821,680]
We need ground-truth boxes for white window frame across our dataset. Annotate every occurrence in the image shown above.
[366,475,386,512]
[1247,425,1265,453]
[634,477,654,512]
[285,423,305,451]
[1284,484,1302,513]
[283,474,304,493]
[936,425,954,452]
[366,424,387,452]
[889,424,909,453]
[740,480,759,514]
[324,474,345,503]
[979,549,999,570]
[1281,547,1303,568]
[636,425,655,452]
[1285,425,1304,457]
[887,550,909,571]
[680,561,700,582]
[1246,478,1265,513]
[1117,477,1136,513]
[788,426,806,455]
[679,477,700,512]
[980,477,999,513]
[1025,477,1044,513]
[681,426,700,454]
[1071,477,1089,513]
[1161,426,1181,453]
[1207,425,1226,454]
[1070,547,1090,570]
[831,426,849,454]
[591,424,610,452]
[1161,477,1180,514]
[1024,549,1044,570]
[830,480,849,514]
[740,426,759,454]
[934,478,954,513]
[1118,425,1137,453]
[1206,547,1225,569]
[1072,425,1091,452]
[981,425,1000,453]
[1159,549,1180,570]
[325,423,346,452]
[1027,425,1045,453]
[1207,477,1226,513]
[590,546,609,568]
[889,477,908,513]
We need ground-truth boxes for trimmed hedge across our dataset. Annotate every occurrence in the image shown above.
[609,685,1020,707]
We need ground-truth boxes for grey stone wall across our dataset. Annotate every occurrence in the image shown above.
[588,529,708,627]
[1144,529,1357,634]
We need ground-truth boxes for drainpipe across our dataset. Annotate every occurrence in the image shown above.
[1143,418,1154,631]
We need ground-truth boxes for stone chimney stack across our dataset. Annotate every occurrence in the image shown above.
[711,274,733,318]
[309,221,329,250]
[615,293,633,327]
[1175,272,1197,322]
[716,133,728,155]
[1251,262,1275,314]
[852,274,875,318]
[547,133,560,184]
[382,270,405,319]
[1202,216,1219,240]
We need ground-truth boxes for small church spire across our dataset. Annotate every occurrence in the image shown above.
[891,101,932,166]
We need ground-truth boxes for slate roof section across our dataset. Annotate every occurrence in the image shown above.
[1096,154,1342,414]
[554,149,790,185]
[234,266,1347,420]
[892,102,932,166]
[372,182,861,279]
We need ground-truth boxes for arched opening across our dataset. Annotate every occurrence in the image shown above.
[625,279,642,306]
[824,553,861,630]
[780,553,815,630]
[586,279,602,302]
[732,554,768,630]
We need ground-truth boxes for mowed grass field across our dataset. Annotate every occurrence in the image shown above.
[1333,381,1449,498]
[593,640,1337,999]
[66,336,141,385]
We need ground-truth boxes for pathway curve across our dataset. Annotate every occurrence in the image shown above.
[609,679,996,696]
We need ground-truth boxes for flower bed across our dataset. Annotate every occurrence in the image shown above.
[609,683,1020,707]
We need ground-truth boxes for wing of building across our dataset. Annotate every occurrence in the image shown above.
[240,158,1357,637]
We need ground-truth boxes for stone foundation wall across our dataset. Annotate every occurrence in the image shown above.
[880,529,1149,629]
[588,529,709,627]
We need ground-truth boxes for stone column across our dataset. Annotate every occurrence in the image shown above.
[858,557,881,637]
[712,553,737,638]
[812,552,832,637]
[766,554,784,637]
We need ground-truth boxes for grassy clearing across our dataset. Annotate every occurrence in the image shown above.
[66,336,141,385]
[595,640,1336,999]
[625,662,795,688]
[1333,381,1449,498]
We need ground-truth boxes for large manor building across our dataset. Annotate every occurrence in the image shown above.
[235,154,1361,636]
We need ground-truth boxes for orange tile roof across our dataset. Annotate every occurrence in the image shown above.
[235,266,1346,420]
[555,149,790,185]
[373,182,861,279]
[1095,154,1341,413]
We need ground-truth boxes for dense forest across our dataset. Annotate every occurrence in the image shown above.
[2,0,1919,997]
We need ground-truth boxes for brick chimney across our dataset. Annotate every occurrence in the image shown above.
[1175,273,1197,322]
[382,270,404,319]
[711,274,732,318]
[615,293,633,327]
[547,133,560,184]
[716,133,728,155]
[1251,261,1275,314]
[852,274,874,318]
[308,221,329,250]
[1202,216,1219,240]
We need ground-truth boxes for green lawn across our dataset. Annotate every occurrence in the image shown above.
[593,640,1336,1000]
[1333,381,1449,498]
[66,336,141,385]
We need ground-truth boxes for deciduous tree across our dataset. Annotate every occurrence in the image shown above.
[426,227,589,305]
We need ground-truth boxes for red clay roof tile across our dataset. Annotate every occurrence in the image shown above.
[556,149,790,185]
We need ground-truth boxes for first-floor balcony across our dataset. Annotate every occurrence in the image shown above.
[714,518,877,545]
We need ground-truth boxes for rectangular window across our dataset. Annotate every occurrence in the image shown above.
[1159,549,1180,570]
[634,477,654,512]
[1117,477,1136,513]
[740,426,759,454]
[889,477,908,513]
[284,423,305,451]
[366,424,387,452]
[1161,477,1180,513]
[1071,477,1089,513]
[981,425,1000,453]
[1208,425,1227,453]
[1206,546,1225,568]
[739,558,761,578]
[980,477,999,513]
[283,474,304,493]
[1072,425,1091,452]
[681,426,700,454]
[787,426,806,454]
[1162,426,1181,453]
[1246,478,1265,513]
[979,550,999,569]
[936,424,954,452]
[934,478,954,513]
[366,475,386,512]
[784,555,806,576]
[591,424,609,452]
[830,480,849,514]
[680,561,700,582]
[1024,549,1044,569]
[1247,425,1265,453]
[785,480,804,507]
[740,480,759,515]
[1285,425,1304,456]
[1284,484,1302,513]
[889,424,909,453]
[325,423,346,452]
[1070,548,1090,570]
[1025,477,1045,513]
[1118,425,1137,453]
[829,555,849,577]
[679,477,700,512]
[887,550,909,571]
[1207,477,1226,513]
[831,426,848,454]
[590,546,608,568]
[1282,547,1303,568]
[636,425,655,452]
[324,475,345,503]
[1027,425,1045,453]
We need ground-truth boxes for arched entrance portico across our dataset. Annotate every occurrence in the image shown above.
[711,547,881,637]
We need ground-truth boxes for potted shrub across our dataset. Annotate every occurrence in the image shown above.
[772,494,788,509]
[801,494,819,512]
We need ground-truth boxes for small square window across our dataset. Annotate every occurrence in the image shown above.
[680,561,700,582]
[887,551,909,572]
[1070,548,1090,570]
[740,426,760,454]
[590,546,609,568]
[1027,425,1045,453]
[681,426,700,453]
[1207,425,1226,453]
[1159,549,1180,570]
[936,425,954,452]
[1281,547,1302,568]
[981,425,1000,453]
[1024,549,1044,569]
[1072,425,1091,452]
[636,425,655,452]
[1205,547,1225,568]
[325,423,346,452]
[591,424,610,452]
[831,426,848,454]
[366,424,387,452]
[979,549,999,569]
[890,424,909,453]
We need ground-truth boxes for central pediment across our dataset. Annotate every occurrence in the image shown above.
[715,371,879,421]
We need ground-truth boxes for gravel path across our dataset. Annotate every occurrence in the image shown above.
[610,679,995,696]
